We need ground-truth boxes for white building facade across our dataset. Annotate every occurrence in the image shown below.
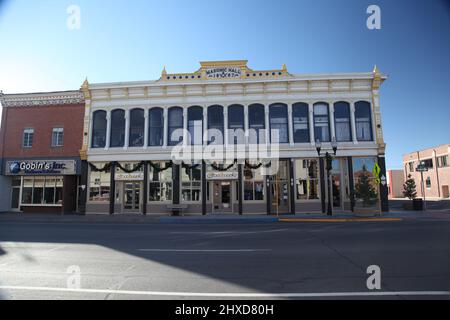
[78,61,388,215]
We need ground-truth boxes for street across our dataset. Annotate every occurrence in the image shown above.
[1,217,450,300]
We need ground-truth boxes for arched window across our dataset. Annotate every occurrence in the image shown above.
[91,110,107,148]
[168,107,183,146]
[129,108,145,147]
[188,106,204,145]
[248,104,266,144]
[334,102,352,142]
[207,105,224,145]
[292,103,310,143]
[355,101,373,141]
[148,108,163,147]
[110,109,125,148]
[269,103,289,143]
[313,103,330,142]
[228,104,245,144]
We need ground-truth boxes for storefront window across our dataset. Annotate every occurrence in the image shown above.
[244,167,265,201]
[22,178,33,204]
[89,164,111,202]
[352,157,378,208]
[295,159,319,200]
[44,177,56,204]
[149,162,172,202]
[181,165,202,202]
[20,176,64,205]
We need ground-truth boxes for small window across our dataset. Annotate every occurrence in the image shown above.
[426,177,431,189]
[408,162,414,172]
[421,159,434,169]
[23,129,34,148]
[52,128,64,147]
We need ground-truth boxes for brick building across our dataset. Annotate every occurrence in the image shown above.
[0,91,85,213]
[403,143,450,199]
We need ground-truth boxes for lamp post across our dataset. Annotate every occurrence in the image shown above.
[316,138,338,216]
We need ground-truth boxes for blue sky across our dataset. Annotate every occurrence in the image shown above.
[0,0,449,169]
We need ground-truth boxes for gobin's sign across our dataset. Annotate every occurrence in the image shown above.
[6,160,76,176]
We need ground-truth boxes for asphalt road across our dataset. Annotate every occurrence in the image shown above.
[1,218,450,300]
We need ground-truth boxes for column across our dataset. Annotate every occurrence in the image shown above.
[289,159,295,215]
[143,162,148,215]
[309,103,315,146]
[183,108,188,146]
[78,161,89,214]
[124,109,130,149]
[350,102,358,144]
[224,106,229,146]
[238,164,243,215]
[143,109,149,149]
[172,164,180,205]
[288,104,294,146]
[203,107,208,145]
[266,175,271,215]
[319,158,326,213]
[329,102,336,142]
[264,104,270,144]
[378,156,390,212]
[347,156,355,212]
[163,107,169,148]
[244,105,249,144]
[109,162,116,215]
[105,110,111,150]
[202,161,207,216]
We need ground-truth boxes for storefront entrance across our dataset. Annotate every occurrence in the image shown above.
[330,159,350,211]
[212,181,233,214]
[270,160,290,214]
[122,182,142,213]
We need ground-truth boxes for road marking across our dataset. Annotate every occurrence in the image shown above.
[279,218,403,223]
[0,286,449,298]
[170,229,288,235]
[137,249,272,252]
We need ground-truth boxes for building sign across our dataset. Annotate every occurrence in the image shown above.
[115,172,144,181]
[6,160,76,176]
[205,67,242,79]
[206,171,239,180]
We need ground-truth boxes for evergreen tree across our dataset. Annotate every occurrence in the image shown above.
[355,165,378,207]
[403,174,417,200]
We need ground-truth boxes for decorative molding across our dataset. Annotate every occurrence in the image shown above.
[1,90,84,108]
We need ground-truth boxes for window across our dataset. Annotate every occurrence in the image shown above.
[51,128,64,147]
[92,111,107,148]
[21,176,63,205]
[181,165,202,202]
[168,107,183,146]
[438,155,449,168]
[292,103,310,143]
[248,104,266,144]
[208,105,224,145]
[89,163,111,202]
[188,106,204,145]
[228,105,245,145]
[426,177,432,188]
[313,103,330,142]
[355,101,373,141]
[421,159,434,169]
[295,159,319,200]
[129,108,145,147]
[408,162,415,172]
[269,103,289,143]
[23,129,34,148]
[352,157,378,209]
[334,102,352,142]
[244,166,265,201]
[148,162,172,202]
[148,108,164,147]
[110,109,125,148]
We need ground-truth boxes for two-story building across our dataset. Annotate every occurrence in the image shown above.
[78,60,389,216]
[0,91,85,214]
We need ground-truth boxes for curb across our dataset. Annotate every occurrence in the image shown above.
[279,218,403,223]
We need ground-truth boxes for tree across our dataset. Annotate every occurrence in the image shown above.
[355,165,378,207]
[403,175,417,200]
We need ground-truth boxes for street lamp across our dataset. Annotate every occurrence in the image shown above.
[316,138,338,216]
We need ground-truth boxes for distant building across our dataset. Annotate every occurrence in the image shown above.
[403,143,450,199]
[387,170,405,198]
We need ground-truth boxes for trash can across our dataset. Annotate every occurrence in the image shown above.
[413,198,424,211]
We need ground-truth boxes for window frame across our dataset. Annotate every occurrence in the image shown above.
[51,127,64,147]
[168,107,184,146]
[91,110,107,149]
[148,107,164,147]
[269,103,289,144]
[334,102,352,142]
[129,108,145,147]
[248,104,266,144]
[110,109,125,148]
[22,128,34,148]
[207,105,224,145]
[355,101,374,142]
[313,103,331,142]
[292,102,310,144]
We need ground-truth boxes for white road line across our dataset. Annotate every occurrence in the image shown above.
[0,286,449,298]
[137,249,272,252]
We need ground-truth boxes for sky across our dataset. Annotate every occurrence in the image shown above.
[0,0,449,169]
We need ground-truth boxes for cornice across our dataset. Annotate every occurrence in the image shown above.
[0,90,84,108]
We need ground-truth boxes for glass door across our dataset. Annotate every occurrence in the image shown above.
[212,181,234,214]
[123,182,141,213]
[10,178,22,211]
[271,160,290,214]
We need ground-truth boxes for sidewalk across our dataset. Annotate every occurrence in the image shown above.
[1,210,446,224]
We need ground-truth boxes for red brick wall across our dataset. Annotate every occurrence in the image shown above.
[1,103,84,158]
